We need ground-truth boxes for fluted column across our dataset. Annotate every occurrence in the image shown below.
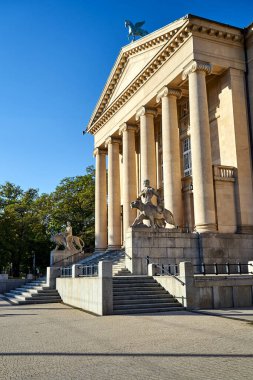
[105,137,121,249]
[94,148,107,250]
[183,60,216,232]
[119,123,138,241]
[156,86,183,227]
[136,107,157,188]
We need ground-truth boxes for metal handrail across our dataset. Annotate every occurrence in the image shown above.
[60,267,72,277]
[124,252,132,260]
[77,264,98,277]
[194,262,253,275]
[146,256,185,286]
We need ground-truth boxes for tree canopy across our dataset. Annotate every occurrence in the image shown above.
[0,166,95,277]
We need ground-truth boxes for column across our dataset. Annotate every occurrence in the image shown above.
[94,148,107,251]
[156,86,183,227]
[228,68,253,232]
[182,60,216,232]
[136,107,157,188]
[105,137,121,249]
[119,123,138,241]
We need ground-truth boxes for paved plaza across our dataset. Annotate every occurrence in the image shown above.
[0,300,253,380]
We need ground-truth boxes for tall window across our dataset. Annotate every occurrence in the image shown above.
[183,137,192,177]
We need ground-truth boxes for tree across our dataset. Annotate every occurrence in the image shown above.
[48,166,95,248]
[0,167,95,276]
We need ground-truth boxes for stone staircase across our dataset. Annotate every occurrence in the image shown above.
[4,279,62,305]
[79,249,130,276]
[113,276,184,314]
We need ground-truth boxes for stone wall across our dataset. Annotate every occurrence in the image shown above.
[0,279,29,294]
[56,262,113,316]
[151,261,253,309]
[125,228,253,275]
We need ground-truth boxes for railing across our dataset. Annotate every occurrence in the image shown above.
[146,256,185,286]
[61,267,72,277]
[53,248,92,267]
[213,165,236,180]
[77,264,98,277]
[194,262,253,275]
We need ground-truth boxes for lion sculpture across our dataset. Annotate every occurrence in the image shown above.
[131,199,175,228]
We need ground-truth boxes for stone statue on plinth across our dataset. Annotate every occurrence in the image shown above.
[50,222,84,265]
[131,179,175,228]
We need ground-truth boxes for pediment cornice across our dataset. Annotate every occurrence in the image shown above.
[87,15,243,135]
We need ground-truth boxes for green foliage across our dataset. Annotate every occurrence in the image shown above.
[0,167,95,276]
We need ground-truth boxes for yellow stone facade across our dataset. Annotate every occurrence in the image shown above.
[87,15,253,251]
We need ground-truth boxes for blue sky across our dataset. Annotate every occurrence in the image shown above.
[0,0,252,194]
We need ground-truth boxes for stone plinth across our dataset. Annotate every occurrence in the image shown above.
[125,227,253,275]
[50,249,83,267]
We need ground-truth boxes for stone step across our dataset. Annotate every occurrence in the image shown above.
[113,293,173,300]
[113,306,185,315]
[113,279,155,284]
[114,302,179,310]
[28,281,46,285]
[113,281,156,285]
[113,289,166,295]
[27,296,62,301]
[113,298,178,305]
[4,281,62,305]
[113,284,161,292]
[23,285,50,290]
[5,297,62,305]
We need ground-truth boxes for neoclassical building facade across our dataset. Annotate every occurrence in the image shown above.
[87,15,253,256]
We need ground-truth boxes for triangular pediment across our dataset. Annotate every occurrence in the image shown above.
[87,14,244,134]
[107,44,163,107]
[87,16,188,132]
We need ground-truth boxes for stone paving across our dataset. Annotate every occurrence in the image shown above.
[194,307,253,322]
[0,300,253,380]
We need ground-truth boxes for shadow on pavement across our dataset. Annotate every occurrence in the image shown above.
[0,352,252,358]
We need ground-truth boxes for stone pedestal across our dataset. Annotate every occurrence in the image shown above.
[125,227,253,275]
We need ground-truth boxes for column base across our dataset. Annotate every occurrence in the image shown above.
[106,245,122,251]
[195,223,217,233]
[94,248,107,253]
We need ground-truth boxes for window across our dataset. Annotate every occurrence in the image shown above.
[183,137,192,177]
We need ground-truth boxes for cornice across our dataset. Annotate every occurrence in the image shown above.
[182,60,212,80]
[156,86,182,103]
[87,16,243,135]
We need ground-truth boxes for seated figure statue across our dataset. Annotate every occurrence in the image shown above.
[131,179,175,228]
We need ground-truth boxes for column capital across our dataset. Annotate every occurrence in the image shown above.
[93,147,107,157]
[119,123,138,135]
[135,106,157,121]
[182,60,212,80]
[156,86,182,103]
[104,136,121,148]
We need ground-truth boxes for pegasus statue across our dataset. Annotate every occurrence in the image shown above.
[125,20,149,41]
